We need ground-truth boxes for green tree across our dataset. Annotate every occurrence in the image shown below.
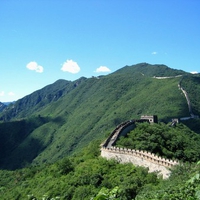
[57,157,74,175]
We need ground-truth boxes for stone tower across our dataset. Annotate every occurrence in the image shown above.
[140,115,158,123]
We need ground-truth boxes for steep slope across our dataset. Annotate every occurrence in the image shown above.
[0,77,87,121]
[0,102,7,112]
[0,63,199,169]
[0,116,50,168]
[180,74,200,116]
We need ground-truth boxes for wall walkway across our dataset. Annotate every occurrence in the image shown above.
[101,118,179,179]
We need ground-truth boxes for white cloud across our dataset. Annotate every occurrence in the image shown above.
[152,52,157,55]
[94,66,111,73]
[61,60,80,74]
[190,71,198,74]
[0,91,5,96]
[26,61,44,73]
[8,92,15,96]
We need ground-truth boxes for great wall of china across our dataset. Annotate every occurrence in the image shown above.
[101,116,179,179]
[154,75,199,120]
[101,75,200,179]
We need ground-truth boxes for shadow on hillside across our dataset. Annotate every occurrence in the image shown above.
[0,115,67,170]
[160,112,200,135]
[182,119,200,134]
[0,137,45,170]
[0,117,52,170]
[51,116,66,125]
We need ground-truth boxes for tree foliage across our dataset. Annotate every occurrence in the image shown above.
[1,138,200,199]
[0,141,160,200]
[116,122,200,162]
[136,162,200,200]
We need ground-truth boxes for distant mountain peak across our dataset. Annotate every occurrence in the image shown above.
[114,63,187,77]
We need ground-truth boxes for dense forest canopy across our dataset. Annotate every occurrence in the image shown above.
[1,140,200,200]
[116,122,200,162]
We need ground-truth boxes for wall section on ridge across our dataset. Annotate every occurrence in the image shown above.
[101,116,179,179]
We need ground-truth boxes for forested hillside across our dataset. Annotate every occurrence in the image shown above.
[0,63,199,170]
[1,140,200,200]
[0,77,87,121]
[180,74,200,116]
[1,63,200,199]
[116,122,200,162]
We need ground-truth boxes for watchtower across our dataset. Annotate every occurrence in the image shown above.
[140,115,158,123]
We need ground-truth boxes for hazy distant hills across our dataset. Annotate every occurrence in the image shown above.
[0,63,200,169]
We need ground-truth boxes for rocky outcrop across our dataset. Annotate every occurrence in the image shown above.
[0,102,7,112]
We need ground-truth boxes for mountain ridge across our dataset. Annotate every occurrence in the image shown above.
[0,77,87,121]
[0,63,199,169]
[113,63,186,76]
[0,102,7,112]
[0,63,188,121]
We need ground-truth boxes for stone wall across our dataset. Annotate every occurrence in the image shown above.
[101,146,178,179]
[103,119,147,148]
[101,116,179,179]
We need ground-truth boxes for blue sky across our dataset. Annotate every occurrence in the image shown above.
[1,0,200,102]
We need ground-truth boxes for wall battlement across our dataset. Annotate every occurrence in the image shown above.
[101,146,178,167]
[101,116,179,179]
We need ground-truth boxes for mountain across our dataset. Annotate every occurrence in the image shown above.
[3,102,14,106]
[0,102,7,112]
[114,62,186,76]
[0,77,87,121]
[0,63,199,170]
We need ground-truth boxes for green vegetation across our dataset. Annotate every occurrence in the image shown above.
[116,122,200,162]
[0,141,160,200]
[0,116,51,169]
[136,162,200,200]
[114,63,186,77]
[0,63,199,169]
[0,63,200,199]
[1,140,200,199]
[181,74,200,116]
[0,78,87,121]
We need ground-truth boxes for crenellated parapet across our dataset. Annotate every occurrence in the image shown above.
[101,146,178,168]
[101,116,179,179]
